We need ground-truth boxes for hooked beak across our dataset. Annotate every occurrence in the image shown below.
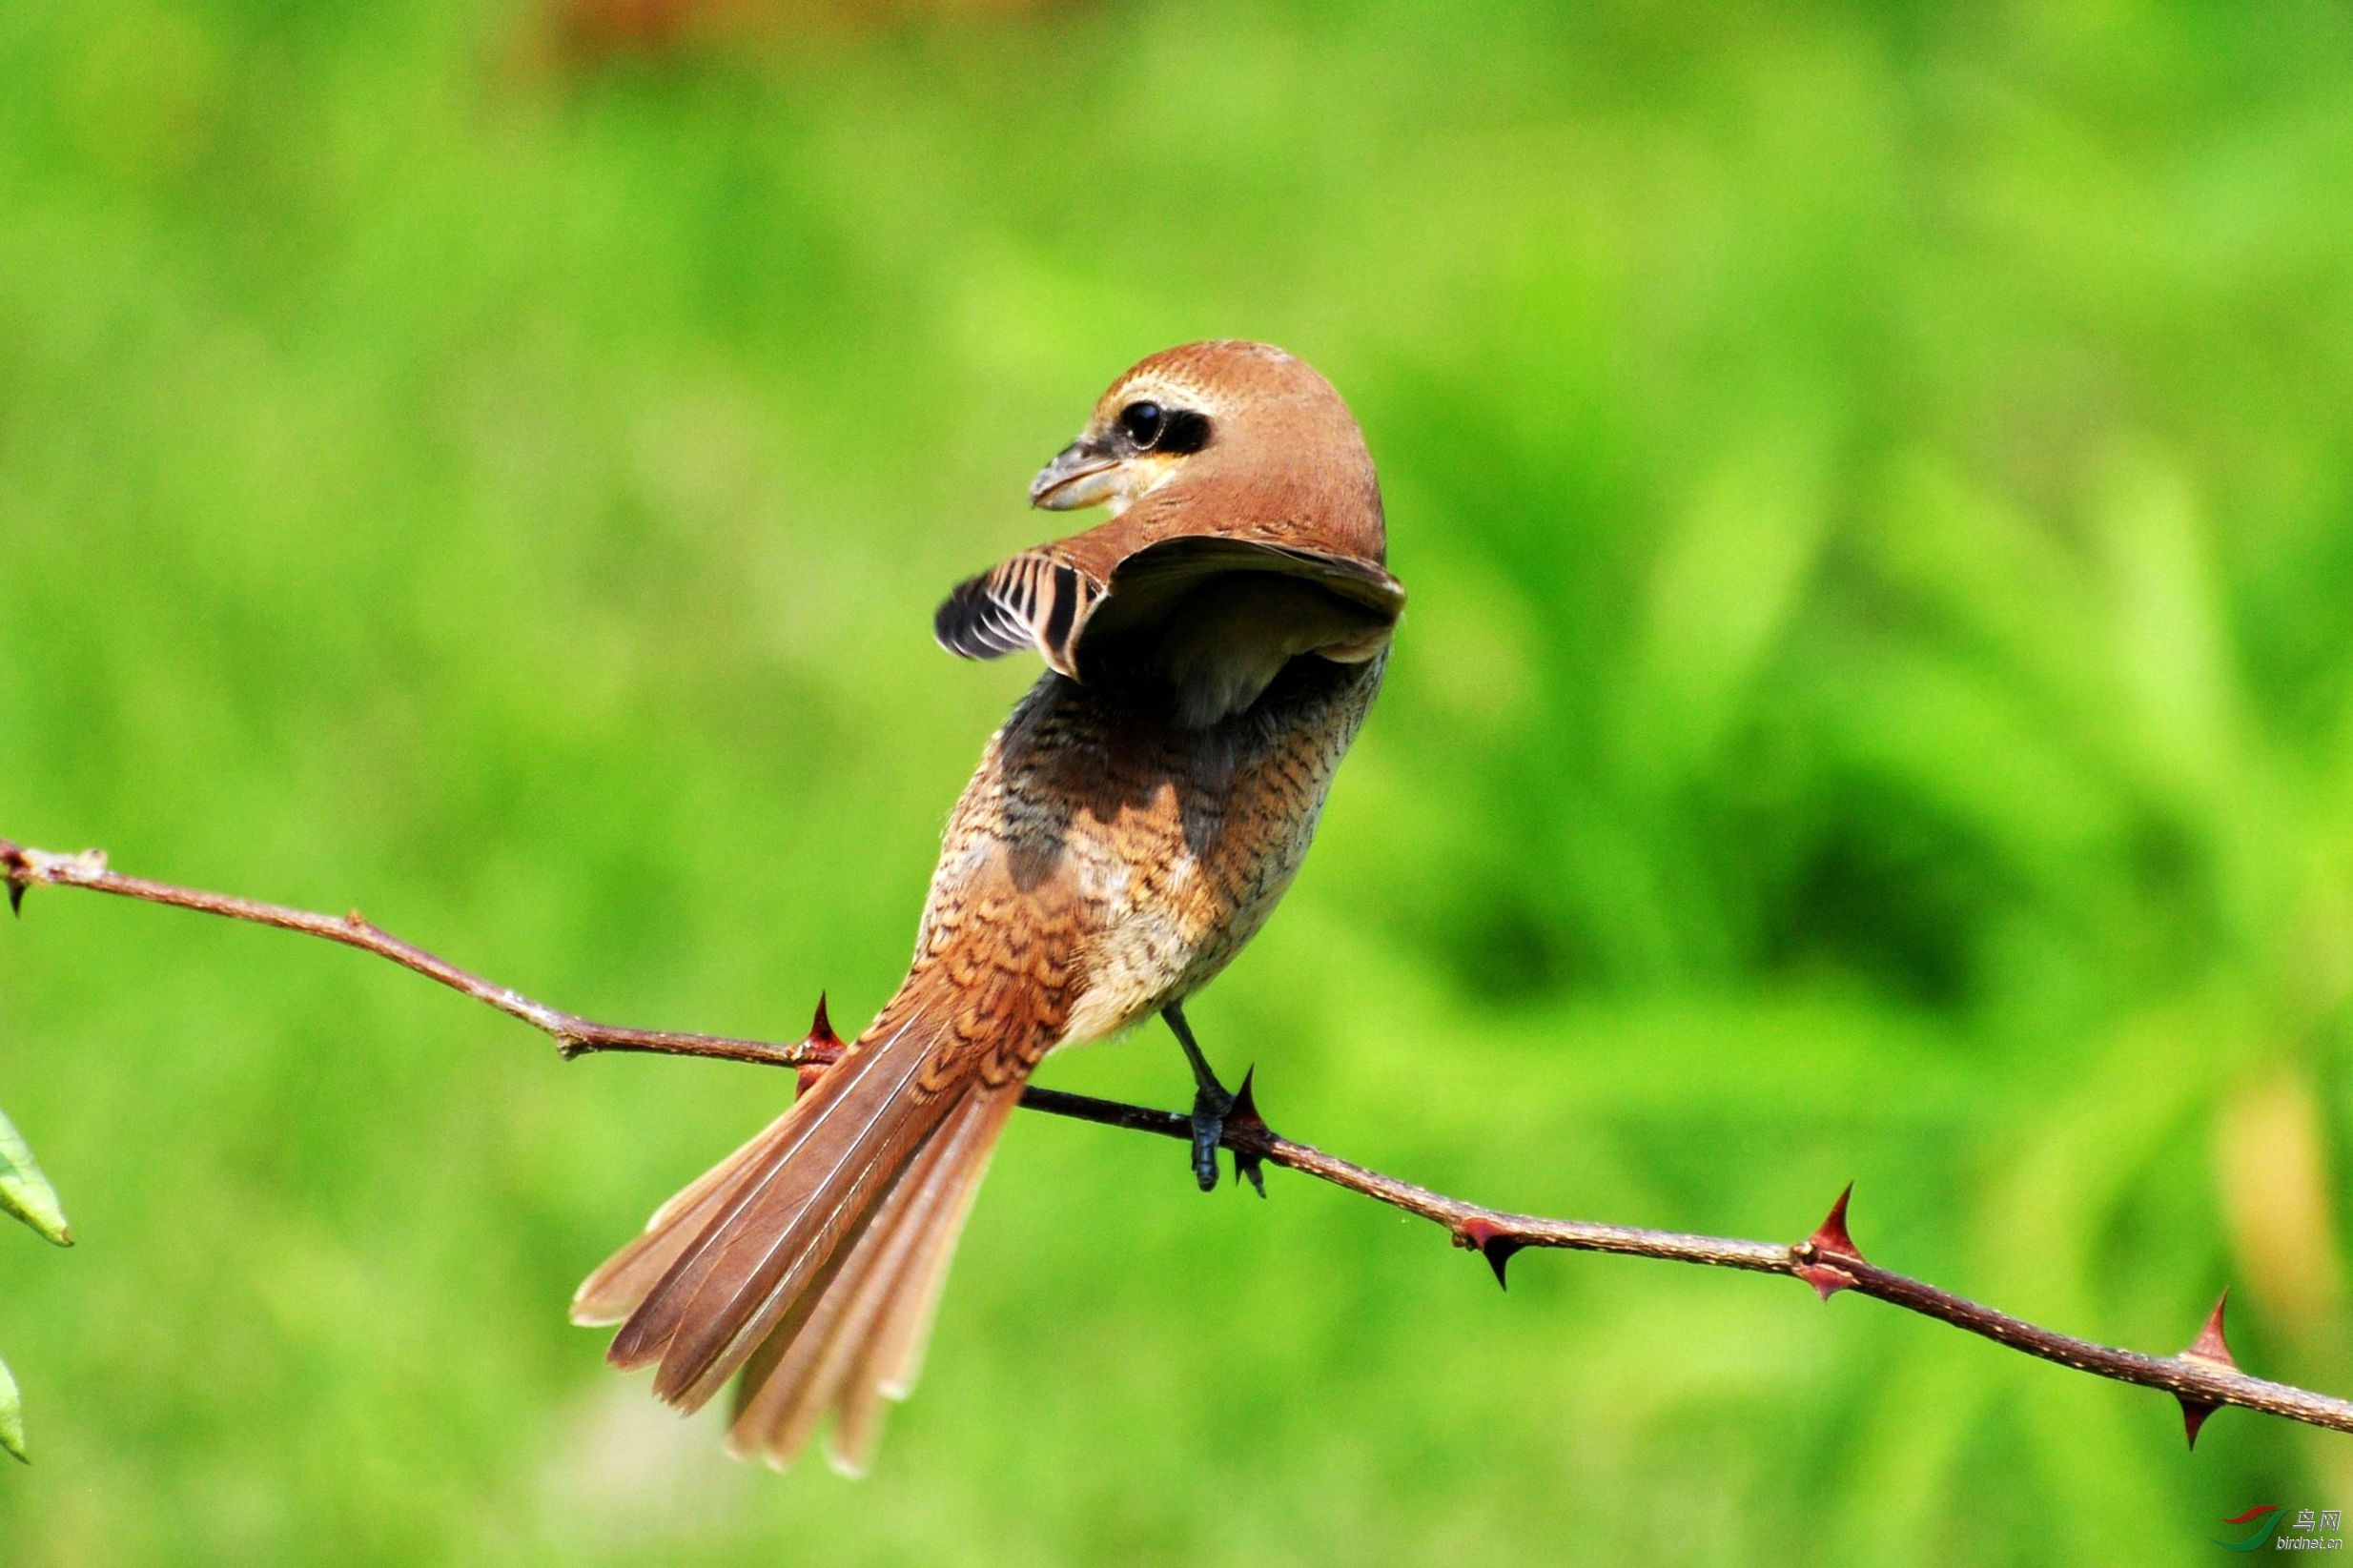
[1029,439,1122,510]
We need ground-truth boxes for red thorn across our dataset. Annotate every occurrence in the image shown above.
[2179,1396,2220,1450]
[2175,1293,2236,1450]
[1455,1218,1525,1291]
[807,993,844,1056]
[1224,1071,1269,1197]
[793,992,848,1098]
[1227,1068,1266,1134]
[1811,1183,1861,1260]
[2181,1290,2237,1372]
[1793,1184,1864,1301]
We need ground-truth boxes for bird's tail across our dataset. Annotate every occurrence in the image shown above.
[571,981,1035,1475]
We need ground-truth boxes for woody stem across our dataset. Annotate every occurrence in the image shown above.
[8,836,2352,1442]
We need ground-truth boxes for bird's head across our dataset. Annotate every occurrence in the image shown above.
[1027,340,1383,560]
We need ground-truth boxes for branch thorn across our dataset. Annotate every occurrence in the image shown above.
[795,992,846,1097]
[1227,1068,1264,1132]
[2181,1290,2237,1371]
[1227,1068,1267,1196]
[2178,1290,2237,1449]
[1455,1218,1525,1290]
[2179,1398,2220,1450]
[2,841,26,916]
[1794,1182,1864,1301]
[807,992,842,1053]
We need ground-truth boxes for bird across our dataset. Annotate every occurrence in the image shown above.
[571,339,1404,1475]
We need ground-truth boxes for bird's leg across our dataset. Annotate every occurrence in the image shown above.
[1163,1003,1239,1193]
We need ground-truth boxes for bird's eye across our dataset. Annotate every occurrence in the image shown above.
[1116,400,1166,449]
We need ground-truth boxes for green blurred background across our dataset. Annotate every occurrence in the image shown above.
[5,0,2353,1561]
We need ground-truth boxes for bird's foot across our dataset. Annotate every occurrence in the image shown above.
[1163,1004,1268,1197]
[1189,1078,1233,1192]
[1189,1067,1268,1197]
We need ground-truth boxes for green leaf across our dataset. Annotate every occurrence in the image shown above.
[0,1350,24,1463]
[0,1105,71,1247]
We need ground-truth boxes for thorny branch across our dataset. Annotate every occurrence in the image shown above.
[7,836,2349,1447]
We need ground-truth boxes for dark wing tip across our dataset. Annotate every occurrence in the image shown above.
[933,573,1033,662]
[934,550,1098,673]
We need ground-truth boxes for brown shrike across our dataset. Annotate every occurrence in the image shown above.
[572,340,1402,1473]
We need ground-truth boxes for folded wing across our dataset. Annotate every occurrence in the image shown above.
[935,535,1403,724]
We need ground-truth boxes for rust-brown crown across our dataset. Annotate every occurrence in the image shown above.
[1042,340,1385,567]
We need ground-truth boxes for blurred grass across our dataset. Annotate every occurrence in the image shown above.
[4,0,2353,1561]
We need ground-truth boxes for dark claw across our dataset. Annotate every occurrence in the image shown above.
[1166,1010,1271,1196]
[1234,1147,1266,1198]
[1189,1081,1233,1192]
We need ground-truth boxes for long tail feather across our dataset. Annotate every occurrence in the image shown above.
[574,987,1036,1468]
[647,1034,946,1407]
[730,1083,1021,1474]
[827,1089,1018,1472]
[725,1087,992,1468]
[571,1108,801,1327]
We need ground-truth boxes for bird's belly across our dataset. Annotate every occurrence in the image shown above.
[1054,842,1296,1048]
[1054,754,1344,1048]
[1057,892,1200,1049]
[922,656,1382,1055]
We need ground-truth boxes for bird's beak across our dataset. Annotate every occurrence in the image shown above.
[1029,439,1122,510]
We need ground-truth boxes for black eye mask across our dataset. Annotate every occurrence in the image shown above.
[1114,400,1212,456]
